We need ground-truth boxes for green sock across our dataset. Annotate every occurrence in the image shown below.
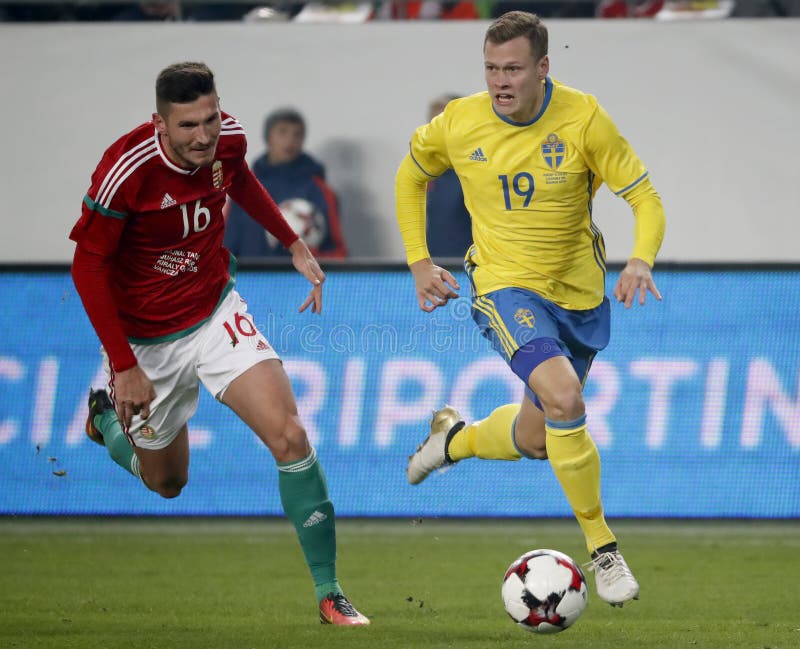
[278,448,342,603]
[94,410,140,478]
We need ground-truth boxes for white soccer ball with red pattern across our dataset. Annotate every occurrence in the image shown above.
[501,549,588,634]
[268,197,326,250]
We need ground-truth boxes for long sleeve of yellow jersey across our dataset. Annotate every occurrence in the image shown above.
[622,176,666,267]
[582,102,666,267]
[396,111,455,266]
[395,152,433,266]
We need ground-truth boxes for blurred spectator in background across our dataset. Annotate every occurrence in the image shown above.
[225,108,348,259]
[490,1,595,18]
[1,0,796,19]
[731,0,800,15]
[372,1,480,19]
[112,0,258,20]
[113,0,179,21]
[425,94,473,260]
[186,2,259,19]
[596,0,737,17]
[592,0,800,17]
[0,0,259,20]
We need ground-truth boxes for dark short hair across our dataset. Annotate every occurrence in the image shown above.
[485,11,548,62]
[156,62,216,116]
[263,107,306,142]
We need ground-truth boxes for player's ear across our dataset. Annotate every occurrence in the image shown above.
[152,112,166,134]
[539,55,550,80]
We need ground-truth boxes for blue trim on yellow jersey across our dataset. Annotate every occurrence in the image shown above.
[409,147,436,178]
[585,172,606,274]
[464,245,478,290]
[492,77,554,127]
[614,171,649,196]
[589,221,607,274]
[83,194,126,219]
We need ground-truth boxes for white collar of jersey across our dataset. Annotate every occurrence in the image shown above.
[153,129,200,175]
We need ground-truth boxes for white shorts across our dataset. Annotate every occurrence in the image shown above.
[101,289,280,450]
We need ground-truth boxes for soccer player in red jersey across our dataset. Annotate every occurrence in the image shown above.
[70,62,368,626]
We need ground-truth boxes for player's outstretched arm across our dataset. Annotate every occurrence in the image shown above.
[613,257,662,308]
[290,239,325,314]
[409,258,460,312]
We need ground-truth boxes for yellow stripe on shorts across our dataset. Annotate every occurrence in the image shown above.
[474,295,517,359]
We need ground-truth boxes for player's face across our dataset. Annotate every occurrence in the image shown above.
[267,121,304,165]
[484,37,549,123]
[153,92,222,168]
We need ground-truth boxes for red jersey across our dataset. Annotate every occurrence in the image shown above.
[70,112,297,371]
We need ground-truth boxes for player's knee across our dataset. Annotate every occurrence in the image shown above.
[270,413,311,463]
[148,475,187,499]
[539,387,585,422]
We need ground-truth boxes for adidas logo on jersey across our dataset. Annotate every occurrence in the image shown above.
[469,148,488,162]
[302,510,328,528]
[256,339,270,352]
[160,193,177,209]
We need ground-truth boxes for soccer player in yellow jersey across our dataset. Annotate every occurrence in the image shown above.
[396,11,665,607]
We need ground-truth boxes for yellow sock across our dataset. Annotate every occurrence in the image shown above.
[447,404,522,462]
[545,416,616,554]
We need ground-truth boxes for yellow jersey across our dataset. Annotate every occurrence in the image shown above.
[396,77,665,310]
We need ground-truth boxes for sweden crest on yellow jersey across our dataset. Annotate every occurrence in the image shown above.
[541,133,566,169]
[541,133,568,185]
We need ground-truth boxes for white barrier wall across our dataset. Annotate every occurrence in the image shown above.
[1,19,798,262]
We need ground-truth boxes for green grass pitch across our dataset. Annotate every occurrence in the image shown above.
[2,518,798,648]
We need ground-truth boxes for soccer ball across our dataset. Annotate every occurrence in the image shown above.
[266,197,327,250]
[501,548,588,634]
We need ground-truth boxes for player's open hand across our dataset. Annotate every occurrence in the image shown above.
[113,365,157,429]
[290,239,325,314]
[613,257,662,308]
[409,258,460,312]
